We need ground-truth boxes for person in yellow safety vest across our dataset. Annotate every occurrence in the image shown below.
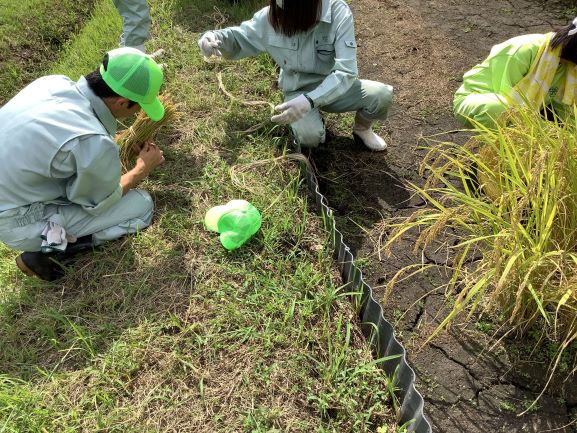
[198,0,393,151]
[454,17,577,129]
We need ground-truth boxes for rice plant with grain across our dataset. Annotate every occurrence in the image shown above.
[383,107,577,379]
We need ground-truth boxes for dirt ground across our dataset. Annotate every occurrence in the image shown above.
[310,0,577,432]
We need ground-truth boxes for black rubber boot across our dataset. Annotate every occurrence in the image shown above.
[16,235,95,281]
[16,252,63,281]
[60,235,94,258]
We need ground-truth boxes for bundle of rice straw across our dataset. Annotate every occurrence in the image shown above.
[115,94,179,172]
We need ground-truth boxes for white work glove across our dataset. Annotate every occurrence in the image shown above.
[198,31,222,58]
[270,94,313,124]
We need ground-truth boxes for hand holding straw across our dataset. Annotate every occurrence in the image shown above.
[115,94,179,172]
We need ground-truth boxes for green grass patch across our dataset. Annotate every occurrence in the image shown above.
[0,0,398,431]
[0,0,98,104]
[51,0,122,79]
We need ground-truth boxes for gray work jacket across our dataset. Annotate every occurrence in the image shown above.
[0,76,123,215]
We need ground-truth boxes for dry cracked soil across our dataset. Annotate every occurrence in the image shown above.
[310,0,577,432]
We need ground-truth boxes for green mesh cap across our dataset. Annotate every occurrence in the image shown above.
[100,47,165,121]
[205,200,262,251]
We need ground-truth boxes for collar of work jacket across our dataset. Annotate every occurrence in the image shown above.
[75,76,118,137]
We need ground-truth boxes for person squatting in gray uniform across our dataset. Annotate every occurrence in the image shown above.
[198,0,393,151]
[0,48,166,281]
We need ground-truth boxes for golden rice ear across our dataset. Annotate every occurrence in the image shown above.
[477,143,502,201]
[115,94,180,172]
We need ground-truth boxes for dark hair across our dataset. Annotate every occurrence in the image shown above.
[268,0,322,37]
[85,54,137,107]
[551,21,577,64]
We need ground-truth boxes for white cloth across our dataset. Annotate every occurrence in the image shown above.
[271,94,312,124]
[41,222,77,253]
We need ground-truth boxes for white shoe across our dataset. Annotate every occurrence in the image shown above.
[352,111,387,151]
[149,49,166,70]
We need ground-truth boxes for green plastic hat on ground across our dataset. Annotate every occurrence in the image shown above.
[205,200,262,251]
[100,47,165,121]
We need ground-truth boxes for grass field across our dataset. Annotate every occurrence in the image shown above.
[0,0,398,431]
[0,0,97,105]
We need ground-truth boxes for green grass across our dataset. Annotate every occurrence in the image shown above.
[0,0,98,104]
[0,0,397,431]
[51,0,122,79]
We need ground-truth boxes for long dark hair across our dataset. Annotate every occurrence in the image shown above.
[268,0,322,37]
[85,54,120,98]
[551,20,577,64]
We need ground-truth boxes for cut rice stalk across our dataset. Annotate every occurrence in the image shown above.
[115,94,179,172]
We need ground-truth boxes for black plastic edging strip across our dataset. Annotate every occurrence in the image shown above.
[302,164,433,433]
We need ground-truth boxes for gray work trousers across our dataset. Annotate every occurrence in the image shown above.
[112,0,151,49]
[285,79,393,147]
[0,189,154,252]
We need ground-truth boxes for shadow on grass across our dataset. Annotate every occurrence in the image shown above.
[307,133,415,254]
[171,0,267,34]
[0,239,191,379]
[215,113,288,167]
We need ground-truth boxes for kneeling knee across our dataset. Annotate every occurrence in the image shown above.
[365,83,394,118]
[126,189,154,222]
[293,128,325,148]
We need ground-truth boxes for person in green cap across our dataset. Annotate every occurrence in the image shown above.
[0,47,165,281]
